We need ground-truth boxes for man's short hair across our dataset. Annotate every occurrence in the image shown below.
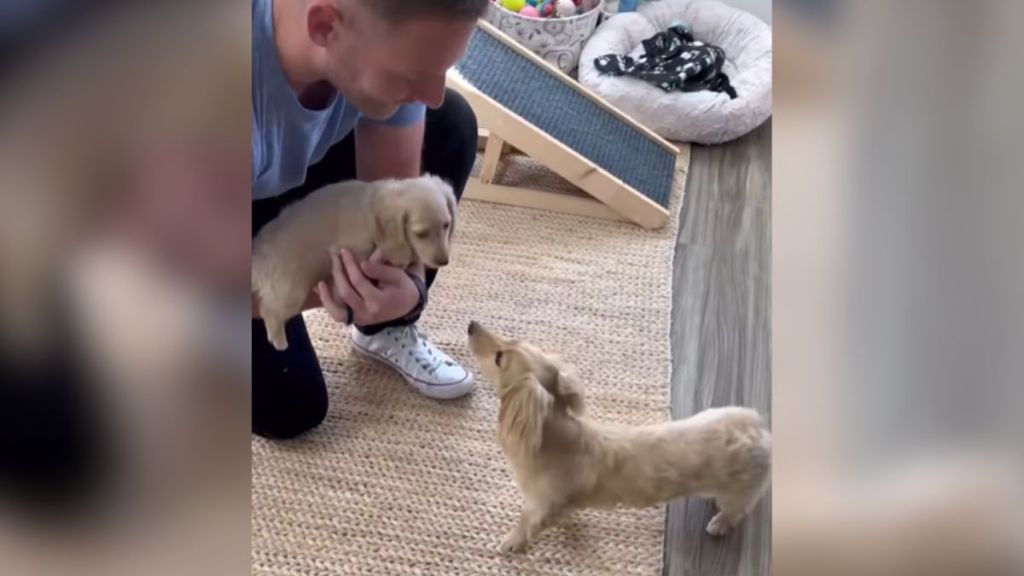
[359,0,490,22]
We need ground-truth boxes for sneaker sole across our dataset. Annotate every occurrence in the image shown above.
[351,341,474,400]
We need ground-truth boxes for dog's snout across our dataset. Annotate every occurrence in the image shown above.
[436,256,449,266]
[468,321,480,335]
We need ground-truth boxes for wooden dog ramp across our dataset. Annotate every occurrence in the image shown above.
[449,20,680,230]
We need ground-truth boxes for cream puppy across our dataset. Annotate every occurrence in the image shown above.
[253,175,455,350]
[467,321,772,553]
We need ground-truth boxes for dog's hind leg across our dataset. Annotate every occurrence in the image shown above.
[258,287,307,351]
[499,500,564,553]
[263,313,289,351]
[706,494,750,536]
[706,479,769,537]
[708,431,772,537]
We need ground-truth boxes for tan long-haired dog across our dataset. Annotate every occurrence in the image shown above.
[252,175,456,350]
[467,321,772,553]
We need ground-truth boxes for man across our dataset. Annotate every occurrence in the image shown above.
[252,0,489,439]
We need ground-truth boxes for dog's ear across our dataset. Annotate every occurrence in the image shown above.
[443,183,457,242]
[536,361,585,415]
[497,373,553,456]
[374,198,414,268]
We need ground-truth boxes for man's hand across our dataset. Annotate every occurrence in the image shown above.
[316,248,421,326]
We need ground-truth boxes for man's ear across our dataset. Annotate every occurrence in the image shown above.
[307,0,343,48]
[375,203,414,268]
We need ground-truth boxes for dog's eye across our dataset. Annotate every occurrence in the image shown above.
[443,222,450,230]
[414,230,429,239]
[495,351,504,367]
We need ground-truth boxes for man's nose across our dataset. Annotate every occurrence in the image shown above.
[416,77,447,109]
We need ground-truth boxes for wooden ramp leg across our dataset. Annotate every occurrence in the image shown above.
[479,134,505,185]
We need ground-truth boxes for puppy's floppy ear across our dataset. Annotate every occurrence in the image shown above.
[443,183,457,242]
[374,194,414,268]
[536,360,585,415]
[497,373,553,456]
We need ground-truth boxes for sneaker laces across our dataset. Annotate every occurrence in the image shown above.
[394,325,454,376]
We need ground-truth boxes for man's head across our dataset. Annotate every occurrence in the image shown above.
[304,0,488,119]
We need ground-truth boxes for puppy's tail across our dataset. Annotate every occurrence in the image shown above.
[752,425,773,495]
[732,408,773,491]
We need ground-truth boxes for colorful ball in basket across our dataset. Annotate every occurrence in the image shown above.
[519,5,540,17]
[555,0,576,16]
[500,0,526,12]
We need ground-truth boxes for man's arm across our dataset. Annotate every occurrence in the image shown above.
[354,118,425,180]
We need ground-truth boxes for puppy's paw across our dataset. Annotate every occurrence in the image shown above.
[705,513,733,537]
[265,320,290,351]
[390,256,414,270]
[499,532,528,554]
[269,334,289,351]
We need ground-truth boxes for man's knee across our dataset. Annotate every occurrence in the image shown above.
[252,317,329,440]
[252,385,328,440]
[260,403,327,440]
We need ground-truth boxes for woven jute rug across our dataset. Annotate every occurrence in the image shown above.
[252,149,690,575]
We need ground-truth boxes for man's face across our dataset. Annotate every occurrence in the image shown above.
[318,4,475,119]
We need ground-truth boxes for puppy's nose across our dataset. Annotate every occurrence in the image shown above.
[436,256,449,266]
[468,321,480,335]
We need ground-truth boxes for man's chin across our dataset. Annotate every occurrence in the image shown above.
[358,102,401,121]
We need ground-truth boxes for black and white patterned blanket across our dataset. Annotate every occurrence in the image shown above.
[594,25,737,98]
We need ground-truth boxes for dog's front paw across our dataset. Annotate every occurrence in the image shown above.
[499,531,528,554]
[705,513,733,537]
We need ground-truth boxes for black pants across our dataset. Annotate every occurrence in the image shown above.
[252,90,477,439]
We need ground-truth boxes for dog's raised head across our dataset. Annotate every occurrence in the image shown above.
[373,174,456,269]
[467,321,585,456]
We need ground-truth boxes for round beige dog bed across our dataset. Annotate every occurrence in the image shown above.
[579,0,771,144]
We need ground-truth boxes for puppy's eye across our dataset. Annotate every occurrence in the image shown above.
[495,351,504,367]
[414,230,429,239]
[443,222,450,230]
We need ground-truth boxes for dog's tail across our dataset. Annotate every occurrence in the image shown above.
[744,409,772,464]
[752,424,773,496]
[732,408,773,492]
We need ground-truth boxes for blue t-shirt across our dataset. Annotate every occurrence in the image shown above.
[251,0,426,200]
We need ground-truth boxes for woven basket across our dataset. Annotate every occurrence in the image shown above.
[484,0,605,73]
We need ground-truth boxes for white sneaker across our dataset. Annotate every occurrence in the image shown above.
[350,325,474,400]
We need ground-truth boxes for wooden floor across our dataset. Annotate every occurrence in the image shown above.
[663,120,772,576]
